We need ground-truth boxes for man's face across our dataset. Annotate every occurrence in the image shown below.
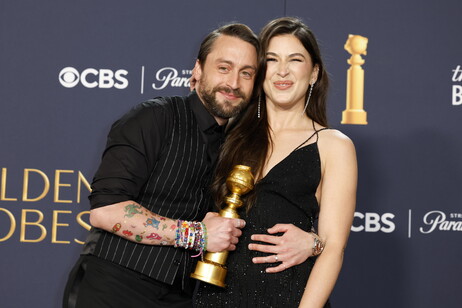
[194,35,257,124]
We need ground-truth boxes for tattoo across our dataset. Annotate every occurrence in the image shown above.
[122,230,133,236]
[124,203,143,218]
[112,223,122,233]
[147,233,162,240]
[144,218,160,229]
[118,204,173,244]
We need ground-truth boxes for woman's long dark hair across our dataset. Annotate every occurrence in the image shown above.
[210,17,330,211]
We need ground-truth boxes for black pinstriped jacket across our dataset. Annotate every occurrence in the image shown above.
[82,92,221,288]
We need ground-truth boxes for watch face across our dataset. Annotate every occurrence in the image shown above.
[312,237,324,256]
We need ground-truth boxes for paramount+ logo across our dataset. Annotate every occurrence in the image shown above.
[419,210,462,234]
[59,67,129,89]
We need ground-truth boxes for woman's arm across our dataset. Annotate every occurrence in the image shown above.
[299,130,357,308]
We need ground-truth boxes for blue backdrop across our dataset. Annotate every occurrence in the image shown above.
[1,1,461,307]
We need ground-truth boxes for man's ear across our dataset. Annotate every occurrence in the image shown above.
[193,60,202,80]
[190,60,202,90]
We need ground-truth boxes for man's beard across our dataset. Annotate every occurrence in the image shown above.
[197,78,251,120]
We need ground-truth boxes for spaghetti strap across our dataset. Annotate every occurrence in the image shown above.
[312,118,329,142]
[314,127,329,142]
[293,120,329,152]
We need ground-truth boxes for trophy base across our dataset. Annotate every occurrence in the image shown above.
[190,260,227,288]
[341,109,368,125]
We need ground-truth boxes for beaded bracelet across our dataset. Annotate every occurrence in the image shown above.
[201,222,208,252]
[174,220,208,255]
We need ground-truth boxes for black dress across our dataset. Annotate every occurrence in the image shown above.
[195,129,331,307]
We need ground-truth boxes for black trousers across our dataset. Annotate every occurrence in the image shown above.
[63,255,193,308]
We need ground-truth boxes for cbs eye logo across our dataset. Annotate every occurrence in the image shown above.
[59,67,129,89]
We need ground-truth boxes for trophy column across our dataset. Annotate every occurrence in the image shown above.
[191,165,254,287]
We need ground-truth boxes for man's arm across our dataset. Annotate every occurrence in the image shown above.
[89,101,244,252]
[90,201,177,245]
[90,200,245,252]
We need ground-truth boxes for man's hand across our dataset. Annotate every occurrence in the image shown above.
[248,224,314,273]
[202,212,245,252]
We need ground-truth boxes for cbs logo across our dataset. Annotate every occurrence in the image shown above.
[59,67,129,89]
[351,212,395,233]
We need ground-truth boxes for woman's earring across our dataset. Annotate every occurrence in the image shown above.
[258,95,261,119]
[302,82,315,115]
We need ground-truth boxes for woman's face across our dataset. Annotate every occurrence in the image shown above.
[263,34,318,111]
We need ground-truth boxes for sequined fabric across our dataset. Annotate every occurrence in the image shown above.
[195,140,331,307]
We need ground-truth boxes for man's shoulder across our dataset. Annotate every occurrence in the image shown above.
[114,93,194,129]
[136,94,191,112]
[138,95,175,110]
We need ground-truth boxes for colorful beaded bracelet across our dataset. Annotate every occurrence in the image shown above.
[174,220,207,255]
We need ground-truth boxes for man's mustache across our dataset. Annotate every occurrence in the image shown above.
[215,86,245,99]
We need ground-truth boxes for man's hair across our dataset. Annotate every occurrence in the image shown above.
[196,23,259,65]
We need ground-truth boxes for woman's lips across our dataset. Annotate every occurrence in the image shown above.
[273,80,293,90]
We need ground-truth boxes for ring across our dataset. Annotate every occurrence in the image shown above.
[274,255,279,262]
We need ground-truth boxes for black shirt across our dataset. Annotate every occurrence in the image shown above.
[89,91,224,209]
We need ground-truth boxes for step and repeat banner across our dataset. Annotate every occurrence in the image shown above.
[1,1,461,307]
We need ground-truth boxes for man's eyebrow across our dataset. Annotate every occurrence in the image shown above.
[240,65,257,71]
[215,58,233,65]
[215,58,256,71]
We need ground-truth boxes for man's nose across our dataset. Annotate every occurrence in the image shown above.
[226,71,240,89]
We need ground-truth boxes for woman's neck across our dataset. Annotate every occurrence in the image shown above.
[266,105,311,132]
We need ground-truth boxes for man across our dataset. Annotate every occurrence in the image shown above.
[63,23,259,308]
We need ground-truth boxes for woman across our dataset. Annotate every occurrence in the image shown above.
[195,17,357,307]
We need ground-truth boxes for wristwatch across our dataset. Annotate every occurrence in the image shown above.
[312,235,325,256]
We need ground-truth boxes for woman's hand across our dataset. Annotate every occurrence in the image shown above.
[248,223,316,273]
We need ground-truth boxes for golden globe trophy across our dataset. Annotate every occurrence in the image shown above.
[342,34,369,125]
[191,165,254,287]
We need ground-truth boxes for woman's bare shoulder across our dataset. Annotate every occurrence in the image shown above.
[318,128,354,145]
[317,128,356,158]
